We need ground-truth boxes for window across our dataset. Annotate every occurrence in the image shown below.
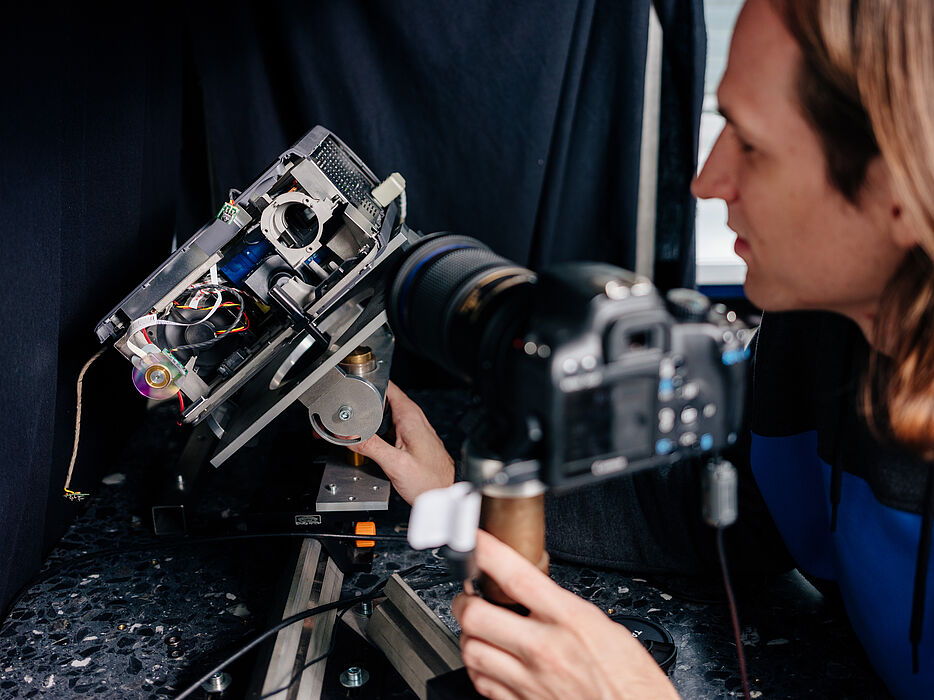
[695,0,745,288]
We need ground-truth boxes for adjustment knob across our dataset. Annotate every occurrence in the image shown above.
[666,288,711,322]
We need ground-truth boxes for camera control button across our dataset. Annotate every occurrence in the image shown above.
[703,403,717,418]
[679,432,698,448]
[681,381,699,400]
[680,406,698,425]
[581,355,597,371]
[655,438,674,455]
[658,408,675,433]
[562,358,579,374]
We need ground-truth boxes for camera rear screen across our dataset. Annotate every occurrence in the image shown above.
[562,377,655,466]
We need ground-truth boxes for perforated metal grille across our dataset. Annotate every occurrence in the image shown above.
[312,137,384,224]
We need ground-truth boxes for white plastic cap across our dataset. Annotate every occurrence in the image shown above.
[407,481,481,552]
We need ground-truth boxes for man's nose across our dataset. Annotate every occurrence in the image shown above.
[691,130,737,203]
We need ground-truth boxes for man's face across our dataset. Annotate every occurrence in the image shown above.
[691,0,908,333]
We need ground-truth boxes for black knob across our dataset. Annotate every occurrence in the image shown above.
[665,288,710,322]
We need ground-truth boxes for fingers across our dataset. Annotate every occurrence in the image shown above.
[385,380,420,414]
[473,531,578,621]
[460,635,530,698]
[467,670,523,700]
[453,593,543,664]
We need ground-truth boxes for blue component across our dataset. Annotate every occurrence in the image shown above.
[655,438,674,455]
[220,255,253,285]
[242,238,271,264]
[305,250,327,267]
[221,238,272,284]
[721,348,750,366]
[658,378,674,395]
[700,433,714,451]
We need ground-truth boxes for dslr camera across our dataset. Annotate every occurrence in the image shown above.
[388,233,750,490]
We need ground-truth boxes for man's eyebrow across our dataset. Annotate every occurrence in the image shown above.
[717,104,754,140]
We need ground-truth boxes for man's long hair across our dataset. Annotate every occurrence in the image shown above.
[776,0,934,459]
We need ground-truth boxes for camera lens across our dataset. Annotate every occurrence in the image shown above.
[389,233,536,384]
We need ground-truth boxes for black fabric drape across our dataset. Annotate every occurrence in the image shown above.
[181,1,648,268]
[0,1,705,616]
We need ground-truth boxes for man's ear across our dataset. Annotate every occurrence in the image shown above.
[866,157,919,250]
[889,200,921,250]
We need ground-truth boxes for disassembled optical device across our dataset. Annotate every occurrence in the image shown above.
[96,126,411,466]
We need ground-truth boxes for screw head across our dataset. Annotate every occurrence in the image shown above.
[337,405,353,421]
[200,671,232,693]
[340,666,369,688]
[326,483,338,494]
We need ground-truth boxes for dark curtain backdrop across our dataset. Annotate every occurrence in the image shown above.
[0,1,705,616]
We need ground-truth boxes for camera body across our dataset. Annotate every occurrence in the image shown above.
[509,264,748,489]
[388,234,750,490]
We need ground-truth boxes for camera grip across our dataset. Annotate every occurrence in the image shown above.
[478,492,549,608]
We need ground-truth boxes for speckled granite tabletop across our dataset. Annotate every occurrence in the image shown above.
[0,391,892,699]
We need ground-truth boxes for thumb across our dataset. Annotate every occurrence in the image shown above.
[348,434,403,471]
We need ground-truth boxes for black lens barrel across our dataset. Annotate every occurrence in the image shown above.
[389,233,534,381]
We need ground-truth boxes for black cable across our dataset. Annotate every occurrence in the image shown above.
[256,606,351,700]
[0,531,408,628]
[257,563,443,699]
[716,527,751,700]
[176,564,428,700]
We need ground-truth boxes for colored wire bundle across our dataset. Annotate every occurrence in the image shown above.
[168,283,247,354]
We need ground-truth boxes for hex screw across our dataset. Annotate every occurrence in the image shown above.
[340,666,369,688]
[326,483,338,494]
[201,671,232,694]
[338,405,353,421]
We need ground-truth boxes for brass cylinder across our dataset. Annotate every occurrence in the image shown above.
[345,450,367,467]
[339,346,376,375]
[478,491,549,607]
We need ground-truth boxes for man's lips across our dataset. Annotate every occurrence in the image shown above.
[734,236,751,258]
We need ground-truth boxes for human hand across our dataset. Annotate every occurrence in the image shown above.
[348,381,455,505]
[452,530,680,700]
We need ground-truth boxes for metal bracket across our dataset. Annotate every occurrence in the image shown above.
[251,538,343,699]
[367,575,464,700]
[314,457,390,512]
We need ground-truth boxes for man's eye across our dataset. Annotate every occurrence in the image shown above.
[727,125,755,154]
